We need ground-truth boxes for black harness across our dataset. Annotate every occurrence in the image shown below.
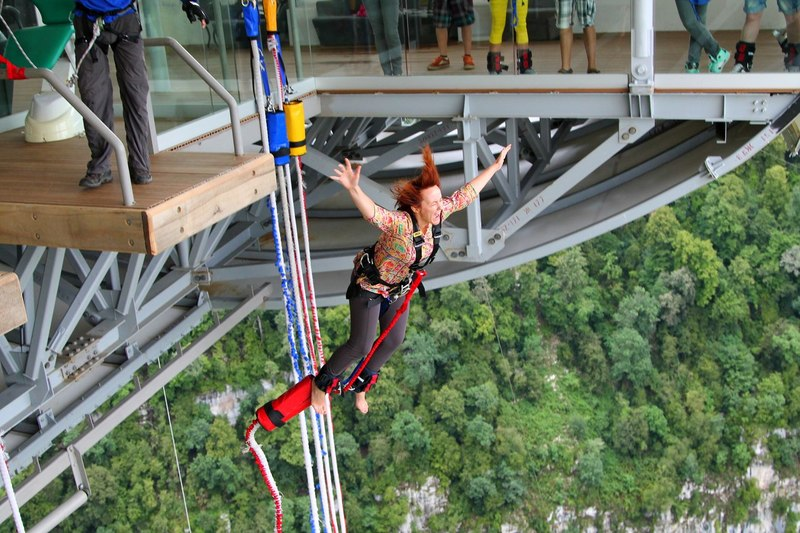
[352,210,441,302]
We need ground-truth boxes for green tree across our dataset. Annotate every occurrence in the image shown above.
[390,410,431,455]
[761,164,791,218]
[755,373,786,427]
[614,286,660,338]
[672,230,723,306]
[576,438,605,488]
[607,327,653,390]
[696,175,750,257]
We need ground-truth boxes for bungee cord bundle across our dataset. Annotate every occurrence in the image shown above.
[242,2,343,531]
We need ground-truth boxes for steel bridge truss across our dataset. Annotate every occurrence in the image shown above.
[3,88,800,525]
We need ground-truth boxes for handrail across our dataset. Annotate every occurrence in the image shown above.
[2,67,136,206]
[143,37,243,156]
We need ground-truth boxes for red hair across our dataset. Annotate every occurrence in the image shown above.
[393,145,441,211]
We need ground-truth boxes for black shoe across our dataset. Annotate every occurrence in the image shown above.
[132,172,152,185]
[79,169,112,188]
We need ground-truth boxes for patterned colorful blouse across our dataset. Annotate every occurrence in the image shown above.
[355,183,478,297]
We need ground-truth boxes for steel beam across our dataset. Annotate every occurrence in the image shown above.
[497,119,655,240]
[0,284,270,522]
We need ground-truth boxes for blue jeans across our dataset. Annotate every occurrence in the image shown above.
[675,0,720,62]
[363,0,403,75]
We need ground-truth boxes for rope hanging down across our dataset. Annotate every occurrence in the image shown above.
[243,2,343,531]
[0,436,25,533]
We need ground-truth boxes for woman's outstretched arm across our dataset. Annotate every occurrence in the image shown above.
[467,144,512,194]
[330,158,378,220]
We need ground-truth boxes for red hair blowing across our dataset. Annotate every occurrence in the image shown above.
[393,145,441,211]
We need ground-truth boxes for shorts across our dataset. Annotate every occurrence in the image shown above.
[555,0,596,29]
[431,0,475,28]
[743,0,800,14]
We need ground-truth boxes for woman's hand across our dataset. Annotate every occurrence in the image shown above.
[494,144,512,170]
[330,158,361,191]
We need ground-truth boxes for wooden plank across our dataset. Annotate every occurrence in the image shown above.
[0,203,148,253]
[0,272,27,334]
[145,155,275,254]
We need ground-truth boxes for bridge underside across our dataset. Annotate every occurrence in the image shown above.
[2,78,799,525]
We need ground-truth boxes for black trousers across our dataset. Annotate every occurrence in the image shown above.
[74,12,151,176]
[324,289,411,378]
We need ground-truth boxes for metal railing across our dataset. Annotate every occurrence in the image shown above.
[143,37,243,157]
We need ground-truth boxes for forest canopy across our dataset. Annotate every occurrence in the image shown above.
[3,137,800,532]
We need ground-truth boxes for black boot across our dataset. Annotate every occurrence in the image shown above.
[486,51,507,74]
[733,40,755,72]
[517,48,534,74]
[785,43,800,72]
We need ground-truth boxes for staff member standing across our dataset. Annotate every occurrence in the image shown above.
[73,0,208,188]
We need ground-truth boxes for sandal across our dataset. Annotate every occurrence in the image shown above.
[587,68,601,74]
[558,68,573,74]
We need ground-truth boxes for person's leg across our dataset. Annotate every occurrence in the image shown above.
[379,0,403,75]
[514,0,533,73]
[555,0,574,72]
[779,1,800,71]
[488,0,507,53]
[676,0,718,60]
[353,296,412,413]
[448,0,474,68]
[311,294,382,413]
[785,4,800,42]
[435,27,450,57]
[583,25,597,71]
[740,1,764,42]
[487,0,506,73]
[577,0,597,72]
[74,16,114,180]
[428,0,452,69]
[734,0,764,71]
[559,28,573,71]
[462,24,474,58]
[364,0,391,74]
[111,13,151,180]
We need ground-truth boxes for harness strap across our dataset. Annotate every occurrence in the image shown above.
[349,366,379,393]
[74,1,136,23]
[356,211,441,297]
[313,364,342,395]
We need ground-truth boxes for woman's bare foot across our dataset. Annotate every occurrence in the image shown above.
[355,392,369,414]
[311,383,328,414]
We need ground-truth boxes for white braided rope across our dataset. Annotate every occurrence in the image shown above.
[295,156,347,532]
[282,163,340,533]
[276,165,323,531]
[0,436,25,533]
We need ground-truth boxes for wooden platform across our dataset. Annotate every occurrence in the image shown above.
[0,130,276,255]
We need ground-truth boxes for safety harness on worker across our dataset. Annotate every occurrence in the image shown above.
[352,209,442,302]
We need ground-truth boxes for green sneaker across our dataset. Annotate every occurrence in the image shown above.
[708,48,730,73]
[684,61,699,73]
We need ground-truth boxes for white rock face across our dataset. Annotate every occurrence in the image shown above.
[398,477,448,533]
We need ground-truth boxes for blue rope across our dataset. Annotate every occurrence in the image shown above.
[267,194,320,533]
[267,194,304,383]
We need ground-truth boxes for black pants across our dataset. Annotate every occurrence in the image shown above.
[324,290,411,378]
[74,12,151,176]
